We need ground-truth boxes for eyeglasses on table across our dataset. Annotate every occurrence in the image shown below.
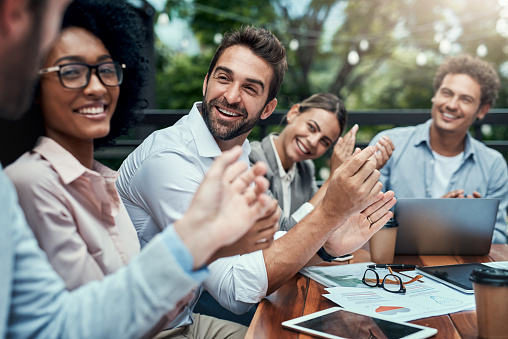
[362,267,423,293]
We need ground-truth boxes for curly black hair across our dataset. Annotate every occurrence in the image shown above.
[0,0,148,166]
[62,0,148,148]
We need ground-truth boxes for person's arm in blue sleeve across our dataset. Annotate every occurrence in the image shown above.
[4,146,276,338]
[486,155,508,244]
[7,206,202,339]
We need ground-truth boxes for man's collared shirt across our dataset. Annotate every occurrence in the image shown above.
[269,134,296,219]
[370,119,508,244]
[117,102,269,328]
[249,133,315,228]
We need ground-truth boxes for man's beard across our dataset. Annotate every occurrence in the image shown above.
[201,97,264,141]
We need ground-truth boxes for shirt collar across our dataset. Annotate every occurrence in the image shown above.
[189,101,251,165]
[416,119,476,161]
[33,136,118,185]
[269,134,296,181]
[413,119,433,148]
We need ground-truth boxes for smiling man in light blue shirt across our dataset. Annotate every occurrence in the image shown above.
[370,55,508,244]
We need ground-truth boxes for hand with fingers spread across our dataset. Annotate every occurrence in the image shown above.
[467,191,482,199]
[321,146,384,225]
[373,135,395,170]
[323,191,396,256]
[208,200,280,264]
[441,189,465,198]
[330,124,358,171]
[211,159,275,247]
[175,146,276,269]
[441,189,481,199]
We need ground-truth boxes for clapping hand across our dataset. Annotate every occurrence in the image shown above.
[373,135,395,170]
[330,124,358,172]
[323,190,396,256]
[321,146,384,223]
[175,146,276,269]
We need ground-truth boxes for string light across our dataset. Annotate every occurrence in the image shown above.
[347,50,360,65]
[476,44,488,57]
[439,38,452,54]
[213,33,222,44]
[416,52,428,66]
[359,39,369,52]
[289,39,299,51]
[157,12,169,25]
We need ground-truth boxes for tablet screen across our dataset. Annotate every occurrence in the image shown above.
[417,263,484,291]
[291,309,423,338]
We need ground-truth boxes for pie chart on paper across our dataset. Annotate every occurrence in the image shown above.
[375,306,411,315]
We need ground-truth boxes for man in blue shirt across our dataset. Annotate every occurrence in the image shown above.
[370,55,508,244]
[0,0,277,338]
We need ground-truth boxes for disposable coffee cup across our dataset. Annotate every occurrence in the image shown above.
[369,218,398,264]
[470,268,508,339]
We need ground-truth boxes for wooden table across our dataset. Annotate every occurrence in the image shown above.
[246,244,508,339]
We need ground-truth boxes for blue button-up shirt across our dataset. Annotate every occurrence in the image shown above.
[370,119,508,244]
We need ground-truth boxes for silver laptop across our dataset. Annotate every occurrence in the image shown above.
[394,198,499,255]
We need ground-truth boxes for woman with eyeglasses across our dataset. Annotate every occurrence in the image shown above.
[4,0,146,291]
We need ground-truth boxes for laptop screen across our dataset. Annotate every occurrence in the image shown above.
[394,198,499,255]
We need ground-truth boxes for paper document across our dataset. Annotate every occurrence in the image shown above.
[300,262,375,288]
[483,261,508,269]
[300,263,476,322]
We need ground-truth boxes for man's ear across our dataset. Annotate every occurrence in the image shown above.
[260,98,277,120]
[0,0,29,38]
[202,73,209,97]
[476,103,490,120]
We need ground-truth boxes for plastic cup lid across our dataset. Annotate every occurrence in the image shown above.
[469,268,508,287]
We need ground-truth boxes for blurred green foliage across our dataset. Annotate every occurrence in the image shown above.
[155,41,211,109]
[159,0,508,110]
[151,0,508,178]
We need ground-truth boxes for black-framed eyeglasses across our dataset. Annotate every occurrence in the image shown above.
[362,267,423,294]
[39,61,126,89]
